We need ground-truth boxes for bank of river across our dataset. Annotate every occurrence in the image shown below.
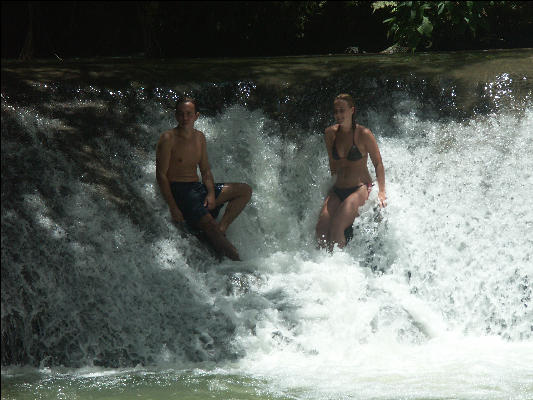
[3,49,532,89]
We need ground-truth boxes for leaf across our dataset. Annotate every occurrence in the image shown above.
[417,16,433,37]
[372,1,397,12]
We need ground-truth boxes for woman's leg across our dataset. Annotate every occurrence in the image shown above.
[316,193,341,249]
[214,183,252,234]
[328,185,369,249]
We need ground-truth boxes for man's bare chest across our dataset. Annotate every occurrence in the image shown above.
[170,138,201,166]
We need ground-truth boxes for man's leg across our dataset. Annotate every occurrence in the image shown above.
[196,214,241,261]
[214,183,252,234]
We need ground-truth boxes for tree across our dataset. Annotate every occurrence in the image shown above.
[374,1,498,51]
[19,1,35,60]
[137,1,162,57]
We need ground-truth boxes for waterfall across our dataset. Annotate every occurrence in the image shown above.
[2,54,532,399]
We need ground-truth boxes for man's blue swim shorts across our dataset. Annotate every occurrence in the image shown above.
[170,182,225,226]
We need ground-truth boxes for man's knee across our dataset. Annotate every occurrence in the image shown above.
[241,183,252,201]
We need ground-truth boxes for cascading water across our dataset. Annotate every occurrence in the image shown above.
[1,53,532,399]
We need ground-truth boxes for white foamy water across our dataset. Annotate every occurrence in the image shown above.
[194,105,533,399]
[1,83,532,399]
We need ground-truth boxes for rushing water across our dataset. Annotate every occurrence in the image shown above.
[2,52,533,399]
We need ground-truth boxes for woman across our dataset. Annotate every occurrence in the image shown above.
[316,93,387,251]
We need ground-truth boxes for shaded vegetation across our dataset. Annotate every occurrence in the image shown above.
[2,1,532,60]
[377,1,533,51]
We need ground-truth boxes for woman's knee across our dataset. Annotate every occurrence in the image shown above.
[316,223,328,239]
[315,224,329,247]
[328,216,351,239]
[327,224,347,247]
[315,216,331,240]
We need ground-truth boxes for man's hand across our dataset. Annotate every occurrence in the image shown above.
[204,193,216,211]
[378,191,387,208]
[170,207,185,223]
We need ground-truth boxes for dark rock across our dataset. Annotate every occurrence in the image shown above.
[380,43,410,54]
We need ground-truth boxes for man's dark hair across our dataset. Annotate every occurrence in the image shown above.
[175,96,199,113]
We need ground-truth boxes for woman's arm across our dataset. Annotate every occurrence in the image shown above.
[365,129,387,207]
[324,127,337,176]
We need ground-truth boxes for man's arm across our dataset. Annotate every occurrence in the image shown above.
[365,129,387,207]
[198,133,216,210]
[156,132,184,222]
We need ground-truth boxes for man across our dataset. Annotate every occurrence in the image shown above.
[156,97,252,261]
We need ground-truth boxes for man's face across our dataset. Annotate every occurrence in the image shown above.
[175,102,199,127]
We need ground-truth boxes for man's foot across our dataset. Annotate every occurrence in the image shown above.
[211,232,240,261]
[224,243,241,261]
[199,218,241,261]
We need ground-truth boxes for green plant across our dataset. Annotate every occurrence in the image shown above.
[374,1,495,51]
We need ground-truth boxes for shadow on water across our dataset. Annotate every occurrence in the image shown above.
[3,51,532,144]
[1,84,245,367]
[2,49,532,87]
[3,49,532,126]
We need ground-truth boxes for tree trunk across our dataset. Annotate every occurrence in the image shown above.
[19,1,35,60]
[138,1,161,58]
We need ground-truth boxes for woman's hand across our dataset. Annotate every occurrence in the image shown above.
[378,191,387,208]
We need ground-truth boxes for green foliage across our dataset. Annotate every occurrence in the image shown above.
[375,1,496,51]
[282,1,327,39]
[372,1,397,11]
[4,0,531,58]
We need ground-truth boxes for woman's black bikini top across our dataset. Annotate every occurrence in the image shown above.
[332,124,363,161]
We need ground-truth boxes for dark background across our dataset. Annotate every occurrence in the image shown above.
[2,1,533,60]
